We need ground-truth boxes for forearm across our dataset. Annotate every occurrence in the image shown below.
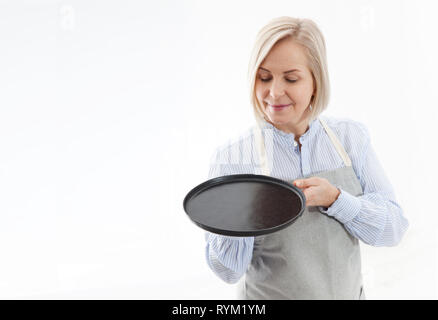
[319,190,409,246]
[205,232,254,284]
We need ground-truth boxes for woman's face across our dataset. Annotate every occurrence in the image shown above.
[255,37,315,132]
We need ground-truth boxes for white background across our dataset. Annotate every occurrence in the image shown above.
[0,0,437,299]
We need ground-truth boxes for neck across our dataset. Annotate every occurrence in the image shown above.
[269,118,311,141]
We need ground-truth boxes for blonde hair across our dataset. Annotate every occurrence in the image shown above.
[248,16,330,124]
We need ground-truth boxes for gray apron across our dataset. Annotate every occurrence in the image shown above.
[238,118,366,300]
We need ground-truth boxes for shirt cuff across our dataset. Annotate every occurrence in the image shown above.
[318,189,361,224]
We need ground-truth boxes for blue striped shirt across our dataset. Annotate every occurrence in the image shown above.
[204,116,409,284]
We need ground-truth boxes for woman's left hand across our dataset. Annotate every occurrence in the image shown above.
[293,177,341,208]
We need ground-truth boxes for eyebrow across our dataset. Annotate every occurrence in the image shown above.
[259,67,301,74]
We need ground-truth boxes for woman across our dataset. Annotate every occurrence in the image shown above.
[204,16,409,300]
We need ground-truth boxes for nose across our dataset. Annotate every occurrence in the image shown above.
[268,78,286,99]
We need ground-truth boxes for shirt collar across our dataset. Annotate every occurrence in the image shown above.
[260,118,320,144]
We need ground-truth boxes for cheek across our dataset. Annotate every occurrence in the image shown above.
[289,83,313,102]
[254,83,263,96]
[254,85,266,102]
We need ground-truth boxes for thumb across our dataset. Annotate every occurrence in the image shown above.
[294,177,320,188]
[293,179,306,188]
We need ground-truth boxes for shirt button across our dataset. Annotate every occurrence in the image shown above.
[293,141,298,147]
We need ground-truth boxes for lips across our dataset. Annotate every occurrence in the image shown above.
[268,103,292,110]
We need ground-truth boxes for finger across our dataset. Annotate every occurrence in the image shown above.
[294,177,320,188]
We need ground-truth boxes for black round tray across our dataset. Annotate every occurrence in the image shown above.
[183,174,306,236]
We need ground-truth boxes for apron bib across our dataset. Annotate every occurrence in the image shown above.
[239,118,366,300]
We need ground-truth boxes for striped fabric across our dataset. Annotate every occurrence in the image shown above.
[204,116,409,284]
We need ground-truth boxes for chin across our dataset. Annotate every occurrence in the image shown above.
[267,114,291,125]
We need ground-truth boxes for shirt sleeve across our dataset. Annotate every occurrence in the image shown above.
[318,123,409,247]
[204,147,255,284]
[205,232,254,284]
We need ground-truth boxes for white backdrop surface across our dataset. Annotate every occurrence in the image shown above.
[0,0,437,299]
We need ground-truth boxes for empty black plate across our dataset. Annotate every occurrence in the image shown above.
[183,174,306,236]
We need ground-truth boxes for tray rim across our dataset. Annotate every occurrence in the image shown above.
[183,174,306,236]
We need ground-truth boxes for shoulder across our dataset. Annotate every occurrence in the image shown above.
[320,115,369,139]
[208,125,255,167]
[208,125,257,178]
[319,115,370,150]
[213,126,255,156]
[318,116,372,176]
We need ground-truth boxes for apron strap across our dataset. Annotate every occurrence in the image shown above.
[318,118,352,167]
[253,121,270,176]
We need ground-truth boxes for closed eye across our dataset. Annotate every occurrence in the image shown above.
[260,78,297,83]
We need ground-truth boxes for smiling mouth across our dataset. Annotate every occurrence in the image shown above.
[268,103,292,110]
